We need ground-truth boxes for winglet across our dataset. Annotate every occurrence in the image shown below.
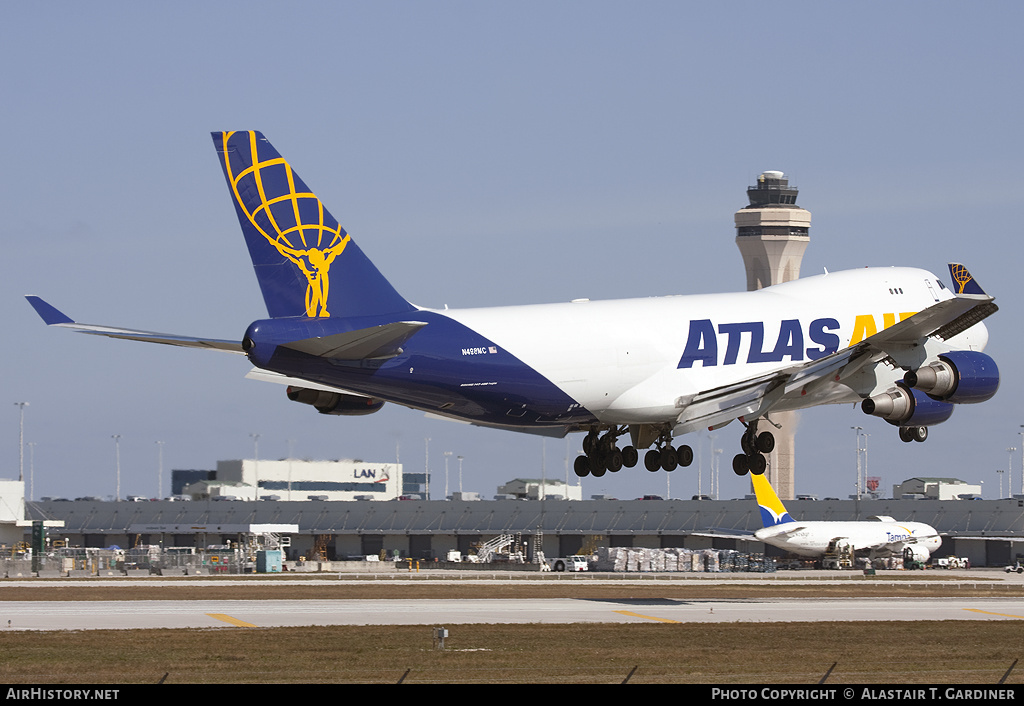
[751,473,795,528]
[25,296,74,326]
[948,263,988,297]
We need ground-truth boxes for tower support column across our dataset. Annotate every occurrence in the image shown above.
[735,171,810,500]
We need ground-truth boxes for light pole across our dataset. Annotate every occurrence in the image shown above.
[444,451,452,499]
[457,455,464,494]
[250,433,261,483]
[1019,425,1024,494]
[14,402,28,482]
[287,438,295,501]
[712,445,723,499]
[852,427,867,500]
[112,434,121,501]
[156,440,164,500]
[28,441,36,501]
[1008,447,1017,499]
[424,437,431,500]
[706,433,715,499]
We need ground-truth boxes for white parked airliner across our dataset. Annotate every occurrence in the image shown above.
[752,473,942,562]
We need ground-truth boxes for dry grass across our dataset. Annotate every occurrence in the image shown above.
[0,621,1020,684]
[1,576,1020,684]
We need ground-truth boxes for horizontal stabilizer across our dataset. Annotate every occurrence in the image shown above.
[25,296,244,353]
[757,524,808,538]
[281,321,427,360]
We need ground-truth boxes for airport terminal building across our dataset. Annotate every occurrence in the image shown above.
[21,494,1024,568]
[177,459,403,502]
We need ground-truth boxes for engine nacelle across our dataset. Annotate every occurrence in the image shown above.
[861,385,954,427]
[903,351,999,404]
[902,545,931,563]
[286,386,384,416]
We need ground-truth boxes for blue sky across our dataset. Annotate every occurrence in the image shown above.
[2,2,1022,502]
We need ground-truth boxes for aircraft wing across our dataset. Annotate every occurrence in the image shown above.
[675,270,997,433]
[25,296,244,353]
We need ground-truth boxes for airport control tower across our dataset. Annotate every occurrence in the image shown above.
[735,171,811,500]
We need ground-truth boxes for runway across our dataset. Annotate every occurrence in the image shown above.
[2,596,1023,631]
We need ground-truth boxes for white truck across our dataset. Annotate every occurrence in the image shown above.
[548,555,589,572]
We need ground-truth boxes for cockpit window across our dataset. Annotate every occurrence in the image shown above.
[937,280,948,290]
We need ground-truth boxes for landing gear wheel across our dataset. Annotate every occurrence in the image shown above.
[574,455,589,477]
[622,446,639,468]
[912,426,928,443]
[756,432,775,454]
[748,453,767,475]
[645,450,662,472]
[741,432,756,456]
[676,445,694,467]
[607,449,623,472]
[582,432,598,455]
[732,453,750,476]
[661,447,678,472]
[899,427,914,443]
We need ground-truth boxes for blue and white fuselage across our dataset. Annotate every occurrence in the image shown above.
[243,266,987,434]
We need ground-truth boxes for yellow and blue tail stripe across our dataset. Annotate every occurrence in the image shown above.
[751,473,795,527]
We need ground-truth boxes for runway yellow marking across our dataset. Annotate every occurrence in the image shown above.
[963,608,1024,620]
[614,610,680,624]
[206,613,257,627]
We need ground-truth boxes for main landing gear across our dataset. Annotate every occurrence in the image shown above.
[573,427,693,478]
[898,426,928,443]
[731,422,775,477]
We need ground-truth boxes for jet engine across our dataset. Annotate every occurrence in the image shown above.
[903,351,999,404]
[861,385,954,426]
[902,545,931,563]
[286,386,384,416]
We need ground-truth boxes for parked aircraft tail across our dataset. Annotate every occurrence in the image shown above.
[751,473,795,528]
[212,131,416,319]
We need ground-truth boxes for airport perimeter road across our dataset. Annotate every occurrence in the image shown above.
[1,596,1023,630]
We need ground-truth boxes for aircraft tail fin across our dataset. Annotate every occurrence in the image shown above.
[948,263,988,297]
[751,473,795,528]
[212,131,416,320]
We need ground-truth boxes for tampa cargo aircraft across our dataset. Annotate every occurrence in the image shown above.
[27,132,1000,479]
[751,472,941,563]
